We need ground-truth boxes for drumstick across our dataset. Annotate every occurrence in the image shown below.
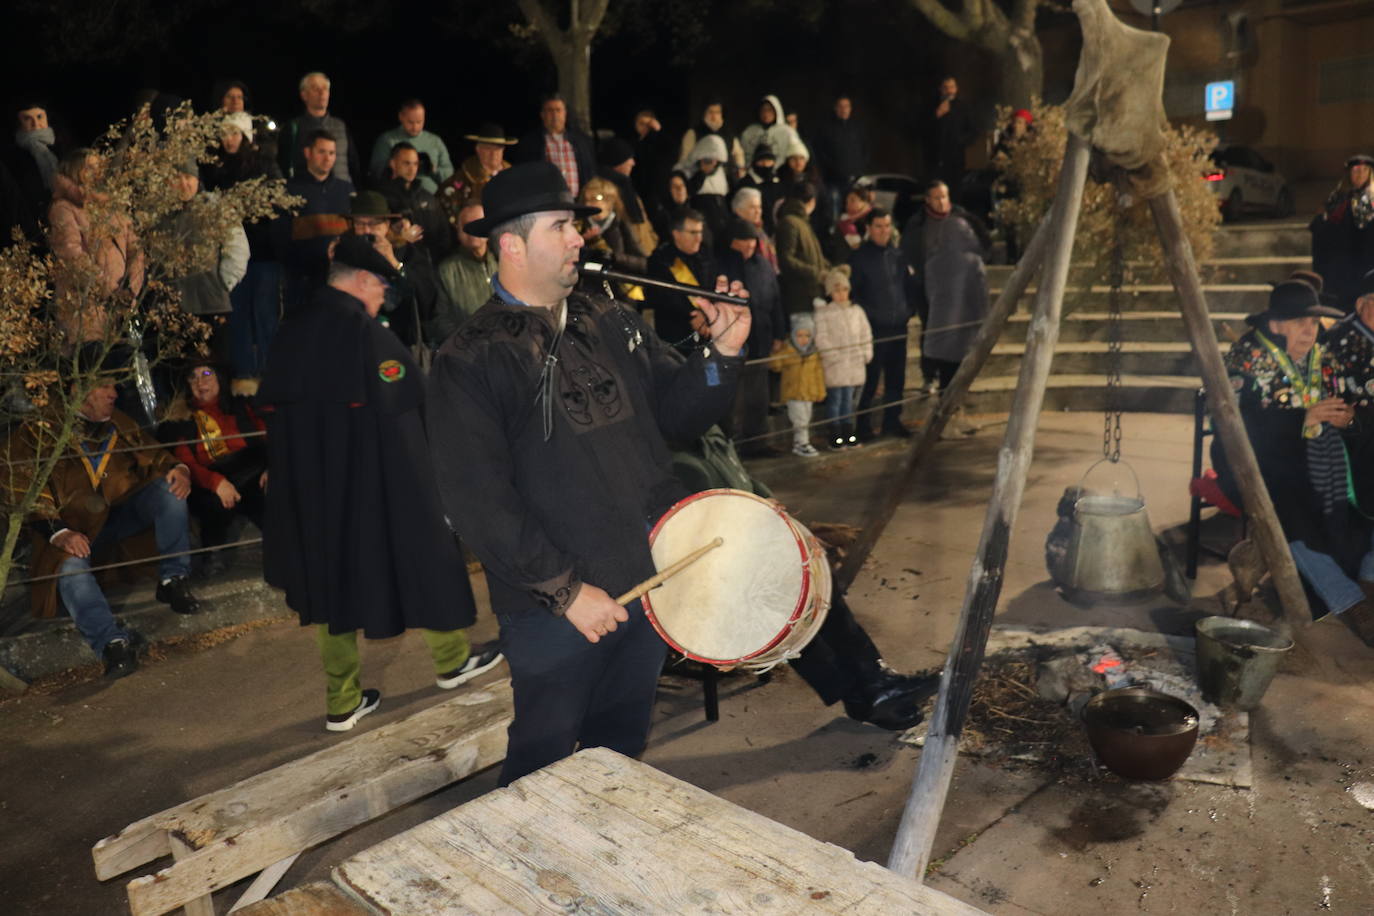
[616,537,724,606]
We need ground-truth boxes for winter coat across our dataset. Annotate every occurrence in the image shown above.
[678,113,745,174]
[433,247,497,342]
[5,410,178,618]
[515,126,597,194]
[775,198,829,315]
[201,146,289,263]
[771,341,826,403]
[47,174,145,345]
[378,175,453,261]
[719,247,786,360]
[439,154,510,223]
[811,115,869,185]
[258,284,478,637]
[646,243,716,349]
[167,194,250,316]
[902,206,990,362]
[740,95,801,170]
[814,299,873,387]
[850,239,916,333]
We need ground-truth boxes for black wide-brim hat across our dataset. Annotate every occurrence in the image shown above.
[1245,280,1345,326]
[333,234,401,283]
[464,122,517,145]
[462,161,599,237]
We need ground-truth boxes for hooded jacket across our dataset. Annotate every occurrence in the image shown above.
[740,95,801,169]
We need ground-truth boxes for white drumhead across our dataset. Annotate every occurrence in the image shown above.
[646,489,809,663]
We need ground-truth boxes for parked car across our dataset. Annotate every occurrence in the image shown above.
[1205,145,1294,221]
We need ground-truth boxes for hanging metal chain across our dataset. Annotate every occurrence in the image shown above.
[1102,203,1125,463]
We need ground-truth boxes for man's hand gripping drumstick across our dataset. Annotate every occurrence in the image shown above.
[564,537,726,643]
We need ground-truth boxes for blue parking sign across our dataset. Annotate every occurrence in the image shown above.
[1205,81,1234,121]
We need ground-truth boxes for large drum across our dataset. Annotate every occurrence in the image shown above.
[643,489,831,671]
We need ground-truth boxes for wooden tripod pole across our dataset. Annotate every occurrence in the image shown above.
[835,208,1053,593]
[887,133,1093,880]
[1148,190,1312,632]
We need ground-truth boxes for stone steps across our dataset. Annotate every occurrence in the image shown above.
[950,222,1307,415]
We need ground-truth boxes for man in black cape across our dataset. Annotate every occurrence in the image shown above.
[425,162,750,785]
[258,235,499,731]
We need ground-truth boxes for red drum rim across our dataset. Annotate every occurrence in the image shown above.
[643,488,813,666]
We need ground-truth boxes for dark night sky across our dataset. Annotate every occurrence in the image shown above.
[6,0,1079,177]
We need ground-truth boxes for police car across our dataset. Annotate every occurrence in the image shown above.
[1205,145,1294,221]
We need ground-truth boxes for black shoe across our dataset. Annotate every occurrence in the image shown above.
[326,688,381,732]
[155,577,201,614]
[436,648,505,689]
[855,424,878,443]
[844,689,926,731]
[197,551,227,580]
[102,638,139,679]
[883,423,914,439]
[828,437,847,452]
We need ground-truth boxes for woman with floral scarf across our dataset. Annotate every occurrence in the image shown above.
[1213,281,1374,640]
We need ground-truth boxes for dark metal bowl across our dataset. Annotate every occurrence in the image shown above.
[1082,687,1200,781]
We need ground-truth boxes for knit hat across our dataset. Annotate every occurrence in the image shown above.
[823,265,852,296]
[223,111,253,143]
[752,143,776,164]
[784,137,810,162]
[1346,154,1374,169]
[788,312,817,355]
[1012,109,1034,125]
[689,134,728,166]
[174,158,200,177]
[726,218,759,241]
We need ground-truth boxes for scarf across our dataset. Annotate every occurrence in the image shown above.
[15,127,57,190]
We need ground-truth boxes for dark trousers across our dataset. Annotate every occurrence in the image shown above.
[857,334,909,433]
[929,357,960,391]
[724,362,771,448]
[790,592,885,706]
[187,476,265,548]
[497,599,668,786]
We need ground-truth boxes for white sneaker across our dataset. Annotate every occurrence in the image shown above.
[793,443,820,458]
[436,648,504,689]
[325,688,381,732]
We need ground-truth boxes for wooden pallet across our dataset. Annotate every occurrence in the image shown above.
[330,747,988,914]
[92,679,514,916]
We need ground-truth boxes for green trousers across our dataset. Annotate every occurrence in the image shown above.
[315,626,471,716]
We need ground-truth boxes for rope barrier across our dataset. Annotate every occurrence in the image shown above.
[0,429,266,469]
[4,537,263,588]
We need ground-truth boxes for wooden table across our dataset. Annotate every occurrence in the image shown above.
[318,747,986,914]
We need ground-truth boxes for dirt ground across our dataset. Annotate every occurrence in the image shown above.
[3,411,1373,915]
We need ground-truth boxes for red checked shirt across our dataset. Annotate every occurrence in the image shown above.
[544,133,580,195]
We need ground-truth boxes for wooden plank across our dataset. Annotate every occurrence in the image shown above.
[121,681,513,916]
[887,132,1092,881]
[229,853,301,912]
[234,882,374,916]
[334,748,987,915]
[169,835,215,916]
[1148,189,1313,632]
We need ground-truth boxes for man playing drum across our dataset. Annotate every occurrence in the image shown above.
[426,162,751,785]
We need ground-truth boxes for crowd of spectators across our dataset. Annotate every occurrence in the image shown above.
[31,75,1374,670]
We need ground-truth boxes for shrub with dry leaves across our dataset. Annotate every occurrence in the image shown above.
[994,100,1221,284]
[0,104,300,597]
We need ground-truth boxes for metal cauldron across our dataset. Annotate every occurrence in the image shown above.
[1083,687,1200,781]
[1053,460,1165,604]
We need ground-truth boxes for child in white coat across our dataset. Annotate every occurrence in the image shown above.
[813,266,874,449]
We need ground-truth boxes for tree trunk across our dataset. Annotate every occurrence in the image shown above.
[1000,24,1044,110]
[550,38,594,134]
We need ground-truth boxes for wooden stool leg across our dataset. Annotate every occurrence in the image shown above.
[703,666,719,722]
[168,835,214,916]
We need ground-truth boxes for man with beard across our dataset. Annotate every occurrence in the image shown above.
[425,162,749,785]
[258,235,497,731]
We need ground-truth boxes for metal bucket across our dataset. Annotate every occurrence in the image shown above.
[1083,687,1200,781]
[1195,616,1293,710]
[1060,460,1165,603]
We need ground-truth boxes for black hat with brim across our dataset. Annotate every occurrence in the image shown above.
[462,161,598,237]
[333,234,401,283]
[464,122,518,145]
[350,190,400,219]
[1358,269,1374,301]
[1245,280,1345,326]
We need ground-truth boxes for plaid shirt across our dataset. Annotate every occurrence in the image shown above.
[544,133,580,195]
